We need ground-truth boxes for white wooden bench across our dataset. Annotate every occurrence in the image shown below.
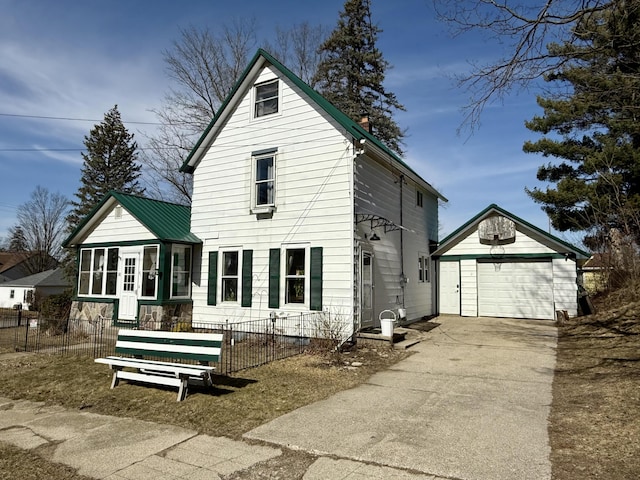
[95,329,223,401]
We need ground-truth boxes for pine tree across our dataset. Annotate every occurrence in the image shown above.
[7,226,28,252]
[68,105,143,229]
[524,1,640,248]
[313,0,406,154]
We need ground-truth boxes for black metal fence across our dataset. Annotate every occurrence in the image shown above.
[0,309,326,375]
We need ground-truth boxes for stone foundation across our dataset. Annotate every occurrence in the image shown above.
[68,300,115,334]
[139,303,193,331]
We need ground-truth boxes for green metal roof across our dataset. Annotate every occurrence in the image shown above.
[63,191,201,247]
[180,49,445,201]
[434,204,590,258]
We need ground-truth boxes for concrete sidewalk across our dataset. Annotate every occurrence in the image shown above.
[246,316,557,480]
[0,316,556,479]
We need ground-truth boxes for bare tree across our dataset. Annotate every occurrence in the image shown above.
[433,0,611,129]
[265,22,328,87]
[14,186,70,274]
[141,20,258,204]
[142,19,328,204]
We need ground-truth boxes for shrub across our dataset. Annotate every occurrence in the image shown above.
[39,290,72,335]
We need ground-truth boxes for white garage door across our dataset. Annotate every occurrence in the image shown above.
[477,260,554,320]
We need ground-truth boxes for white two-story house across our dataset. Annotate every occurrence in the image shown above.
[63,49,445,340]
[180,49,445,337]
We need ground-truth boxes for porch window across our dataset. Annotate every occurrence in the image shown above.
[254,79,279,118]
[141,246,159,298]
[79,247,119,296]
[285,248,306,304]
[222,251,239,302]
[171,245,191,298]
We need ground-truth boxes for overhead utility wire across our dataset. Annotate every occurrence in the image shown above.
[0,112,162,125]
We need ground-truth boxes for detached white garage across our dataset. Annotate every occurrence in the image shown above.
[434,205,589,320]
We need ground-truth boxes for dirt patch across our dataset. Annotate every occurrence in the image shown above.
[550,295,640,480]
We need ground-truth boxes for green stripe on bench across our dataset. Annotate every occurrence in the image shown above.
[116,334,223,349]
[114,330,222,363]
[114,347,220,363]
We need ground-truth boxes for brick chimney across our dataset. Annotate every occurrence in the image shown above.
[358,113,371,133]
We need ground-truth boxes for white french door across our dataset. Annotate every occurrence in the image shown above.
[119,253,139,321]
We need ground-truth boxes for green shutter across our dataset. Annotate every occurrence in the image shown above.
[268,248,280,309]
[310,247,323,311]
[207,251,218,305]
[241,250,253,307]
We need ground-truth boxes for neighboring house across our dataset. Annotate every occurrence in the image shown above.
[0,269,70,310]
[62,192,200,327]
[0,252,57,282]
[433,204,590,320]
[62,49,446,339]
[581,253,611,294]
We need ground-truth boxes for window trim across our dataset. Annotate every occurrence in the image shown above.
[416,190,424,208]
[220,249,241,303]
[282,243,309,307]
[251,148,277,213]
[78,247,119,298]
[140,245,159,299]
[418,253,430,283]
[253,79,280,119]
[170,245,192,299]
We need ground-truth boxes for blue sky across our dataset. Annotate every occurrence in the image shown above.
[0,0,570,245]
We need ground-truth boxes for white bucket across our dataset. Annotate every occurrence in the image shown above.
[379,309,397,337]
[380,318,395,337]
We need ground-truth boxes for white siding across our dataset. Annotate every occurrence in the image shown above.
[84,205,155,244]
[553,258,578,316]
[0,286,31,310]
[191,65,354,327]
[354,155,439,323]
[460,259,477,317]
[444,226,556,256]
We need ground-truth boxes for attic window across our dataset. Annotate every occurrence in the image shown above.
[114,205,123,219]
[254,80,279,117]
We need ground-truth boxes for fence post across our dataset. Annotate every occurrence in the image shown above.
[22,310,29,351]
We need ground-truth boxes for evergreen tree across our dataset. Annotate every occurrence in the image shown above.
[524,0,640,248]
[7,226,28,252]
[68,105,143,229]
[313,0,406,154]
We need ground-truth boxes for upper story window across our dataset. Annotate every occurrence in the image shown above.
[252,148,277,211]
[78,247,118,296]
[416,190,424,208]
[171,245,191,298]
[254,80,279,118]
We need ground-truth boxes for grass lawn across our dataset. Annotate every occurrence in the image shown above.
[1,298,639,480]
[0,343,408,479]
[549,293,640,480]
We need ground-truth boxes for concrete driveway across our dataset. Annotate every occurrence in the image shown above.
[246,315,557,480]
